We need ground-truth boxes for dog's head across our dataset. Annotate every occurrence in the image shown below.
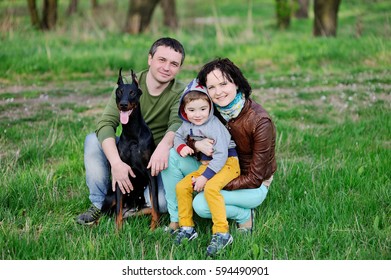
[116,68,142,125]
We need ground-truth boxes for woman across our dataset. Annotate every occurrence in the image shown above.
[161,58,277,255]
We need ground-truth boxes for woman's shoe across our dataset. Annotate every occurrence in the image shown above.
[164,222,179,235]
[237,209,255,234]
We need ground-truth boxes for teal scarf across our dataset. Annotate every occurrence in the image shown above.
[215,92,245,121]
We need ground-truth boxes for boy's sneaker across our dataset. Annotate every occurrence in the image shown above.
[174,227,198,245]
[206,233,233,257]
[76,204,102,225]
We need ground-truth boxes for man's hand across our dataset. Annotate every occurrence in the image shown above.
[147,131,175,176]
[194,138,214,156]
[192,175,208,192]
[101,137,135,194]
[148,144,169,176]
[111,160,136,194]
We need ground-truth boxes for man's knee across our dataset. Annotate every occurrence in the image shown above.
[84,133,101,157]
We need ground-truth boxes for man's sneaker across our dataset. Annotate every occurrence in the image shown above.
[206,233,233,257]
[76,204,102,225]
[174,227,198,245]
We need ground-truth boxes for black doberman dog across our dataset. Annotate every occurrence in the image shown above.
[102,68,160,230]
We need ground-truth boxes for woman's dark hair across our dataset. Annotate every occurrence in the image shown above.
[197,58,252,98]
[149,37,185,65]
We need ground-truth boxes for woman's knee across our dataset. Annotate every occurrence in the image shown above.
[192,193,210,218]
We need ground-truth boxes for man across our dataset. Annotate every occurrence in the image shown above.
[76,37,186,225]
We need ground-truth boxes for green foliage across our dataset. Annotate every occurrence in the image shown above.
[0,0,390,260]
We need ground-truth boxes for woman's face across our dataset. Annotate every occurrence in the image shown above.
[205,69,237,107]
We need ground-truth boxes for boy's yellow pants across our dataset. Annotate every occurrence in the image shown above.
[176,157,240,234]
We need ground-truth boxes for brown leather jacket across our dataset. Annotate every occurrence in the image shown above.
[222,98,277,190]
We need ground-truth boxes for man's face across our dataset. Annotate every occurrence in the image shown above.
[148,46,182,84]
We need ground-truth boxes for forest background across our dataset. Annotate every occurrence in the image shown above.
[0,0,390,260]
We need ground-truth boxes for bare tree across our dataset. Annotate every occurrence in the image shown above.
[91,0,99,9]
[42,0,58,30]
[124,0,178,34]
[27,0,58,30]
[160,0,178,30]
[295,0,309,19]
[66,0,99,16]
[27,0,41,28]
[313,0,341,37]
[67,0,78,16]
[275,0,292,29]
[124,0,160,34]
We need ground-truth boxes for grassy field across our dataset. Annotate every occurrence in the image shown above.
[0,0,390,260]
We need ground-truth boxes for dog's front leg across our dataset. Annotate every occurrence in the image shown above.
[115,184,124,231]
[148,177,160,230]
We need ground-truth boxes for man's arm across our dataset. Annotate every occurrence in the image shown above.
[102,137,135,194]
[147,130,175,176]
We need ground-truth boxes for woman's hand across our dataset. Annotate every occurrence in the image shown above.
[194,138,215,156]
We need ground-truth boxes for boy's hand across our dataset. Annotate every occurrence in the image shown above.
[180,145,194,157]
[192,175,207,192]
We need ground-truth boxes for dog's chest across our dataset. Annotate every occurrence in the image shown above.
[118,134,152,165]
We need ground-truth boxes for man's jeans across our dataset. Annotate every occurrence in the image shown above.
[84,133,167,212]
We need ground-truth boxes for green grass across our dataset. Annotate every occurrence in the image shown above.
[0,0,390,260]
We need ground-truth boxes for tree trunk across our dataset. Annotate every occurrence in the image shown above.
[27,0,41,29]
[91,0,99,9]
[160,0,178,30]
[42,0,58,30]
[295,0,309,19]
[313,0,341,37]
[275,0,291,29]
[124,0,160,34]
[67,0,78,16]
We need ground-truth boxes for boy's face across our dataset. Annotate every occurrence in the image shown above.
[184,99,210,125]
[148,46,182,84]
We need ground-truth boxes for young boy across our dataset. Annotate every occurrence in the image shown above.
[173,78,240,256]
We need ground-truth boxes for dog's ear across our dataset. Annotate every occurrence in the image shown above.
[131,69,139,87]
[117,67,124,86]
